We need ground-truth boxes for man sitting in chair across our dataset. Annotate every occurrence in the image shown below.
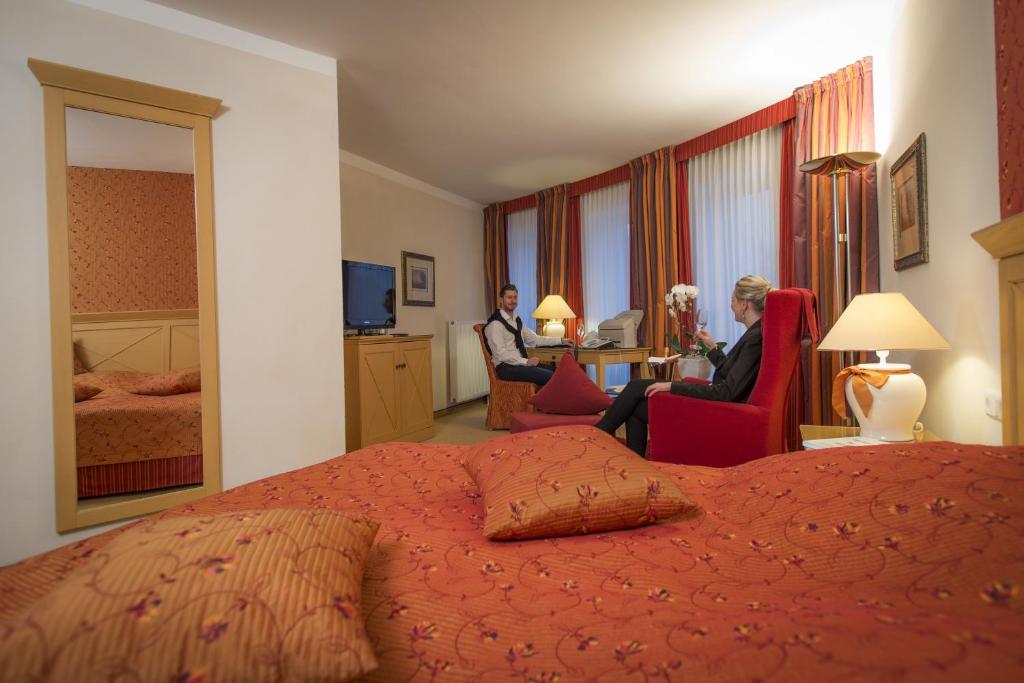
[483,284,568,386]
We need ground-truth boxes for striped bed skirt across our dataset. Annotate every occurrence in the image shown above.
[77,454,204,498]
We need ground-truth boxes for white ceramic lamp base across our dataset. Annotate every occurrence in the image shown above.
[544,320,566,339]
[845,362,926,441]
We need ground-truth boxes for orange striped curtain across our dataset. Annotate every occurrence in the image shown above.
[536,185,585,339]
[482,203,508,313]
[792,57,880,426]
[629,147,679,353]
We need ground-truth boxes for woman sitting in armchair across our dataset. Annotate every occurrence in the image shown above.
[595,275,772,455]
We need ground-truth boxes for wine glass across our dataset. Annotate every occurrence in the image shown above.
[696,309,708,331]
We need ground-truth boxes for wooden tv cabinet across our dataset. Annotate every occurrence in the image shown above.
[344,334,434,451]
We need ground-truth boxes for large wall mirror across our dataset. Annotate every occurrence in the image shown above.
[29,60,223,532]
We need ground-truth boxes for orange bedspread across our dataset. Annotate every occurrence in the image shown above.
[3,435,1022,681]
[74,371,202,466]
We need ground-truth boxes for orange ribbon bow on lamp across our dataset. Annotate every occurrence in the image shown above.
[832,366,911,419]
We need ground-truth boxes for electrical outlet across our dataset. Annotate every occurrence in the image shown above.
[985,392,1002,421]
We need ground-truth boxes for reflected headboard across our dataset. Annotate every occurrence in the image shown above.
[71,309,199,373]
[973,213,1024,445]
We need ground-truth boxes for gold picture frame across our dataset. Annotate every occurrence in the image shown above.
[890,133,929,271]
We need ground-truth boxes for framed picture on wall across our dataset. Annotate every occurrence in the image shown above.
[402,251,435,307]
[890,133,929,271]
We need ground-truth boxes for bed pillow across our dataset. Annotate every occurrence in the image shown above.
[131,365,201,395]
[72,345,88,375]
[527,349,613,415]
[0,509,380,683]
[73,378,102,402]
[462,425,700,540]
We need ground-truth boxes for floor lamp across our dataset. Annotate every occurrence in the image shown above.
[799,151,880,423]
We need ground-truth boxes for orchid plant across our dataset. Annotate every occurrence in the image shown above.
[665,283,726,358]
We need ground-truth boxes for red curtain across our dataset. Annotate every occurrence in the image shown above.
[567,196,586,342]
[792,57,880,427]
[629,147,679,354]
[482,203,508,313]
[536,184,584,339]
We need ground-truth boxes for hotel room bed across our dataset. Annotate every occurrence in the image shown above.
[3,427,1022,681]
[74,371,203,497]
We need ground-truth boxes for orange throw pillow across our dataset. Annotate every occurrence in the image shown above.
[73,378,102,402]
[527,349,613,415]
[463,425,699,540]
[132,366,202,396]
[0,509,380,683]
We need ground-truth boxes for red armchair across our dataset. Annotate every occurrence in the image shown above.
[648,288,818,467]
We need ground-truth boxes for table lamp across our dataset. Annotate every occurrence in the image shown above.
[817,292,949,441]
[532,295,576,339]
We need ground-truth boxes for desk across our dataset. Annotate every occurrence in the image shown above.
[528,346,652,390]
[799,424,941,447]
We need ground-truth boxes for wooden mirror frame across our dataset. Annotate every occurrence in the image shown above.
[28,59,224,532]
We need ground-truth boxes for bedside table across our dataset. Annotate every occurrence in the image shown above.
[799,424,941,448]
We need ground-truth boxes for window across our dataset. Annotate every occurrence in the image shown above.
[581,181,630,387]
[688,125,781,350]
[506,208,538,331]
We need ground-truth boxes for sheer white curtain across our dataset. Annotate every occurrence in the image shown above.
[507,208,538,331]
[688,125,781,350]
[581,181,630,387]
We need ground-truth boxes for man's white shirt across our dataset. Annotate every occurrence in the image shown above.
[484,309,563,366]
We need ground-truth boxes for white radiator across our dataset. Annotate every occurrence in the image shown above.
[447,320,490,405]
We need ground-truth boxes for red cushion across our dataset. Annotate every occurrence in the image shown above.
[527,350,613,415]
[509,411,602,434]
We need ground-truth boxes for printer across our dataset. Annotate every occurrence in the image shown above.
[597,310,644,348]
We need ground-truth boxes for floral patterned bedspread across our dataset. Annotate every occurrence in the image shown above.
[74,371,202,466]
[3,433,1023,681]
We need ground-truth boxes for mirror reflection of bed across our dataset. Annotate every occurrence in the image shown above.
[65,107,204,505]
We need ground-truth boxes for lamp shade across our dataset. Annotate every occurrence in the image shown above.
[531,295,576,320]
[799,151,881,176]
[817,292,949,351]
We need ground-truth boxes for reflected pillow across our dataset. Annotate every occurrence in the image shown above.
[131,366,201,396]
[528,349,613,415]
[72,346,88,375]
[73,379,102,402]
[462,425,700,540]
[0,509,381,683]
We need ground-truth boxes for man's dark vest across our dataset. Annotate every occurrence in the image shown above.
[483,309,527,360]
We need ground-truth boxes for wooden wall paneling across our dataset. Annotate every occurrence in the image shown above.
[169,321,200,369]
[973,211,1024,445]
[1003,253,1023,443]
[72,313,200,373]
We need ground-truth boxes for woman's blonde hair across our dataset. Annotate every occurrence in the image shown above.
[733,275,773,313]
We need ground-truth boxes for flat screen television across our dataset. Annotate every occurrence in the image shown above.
[342,260,396,331]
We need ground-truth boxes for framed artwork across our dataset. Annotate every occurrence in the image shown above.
[890,133,929,271]
[402,251,435,307]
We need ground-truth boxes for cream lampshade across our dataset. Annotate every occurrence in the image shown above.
[818,292,949,441]
[531,295,576,339]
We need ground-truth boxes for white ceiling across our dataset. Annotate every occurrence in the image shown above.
[153,0,898,204]
[66,107,195,173]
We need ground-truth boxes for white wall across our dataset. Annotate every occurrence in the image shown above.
[875,0,1002,444]
[0,0,345,564]
[340,158,486,410]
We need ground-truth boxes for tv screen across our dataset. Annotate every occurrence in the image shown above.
[342,260,396,330]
